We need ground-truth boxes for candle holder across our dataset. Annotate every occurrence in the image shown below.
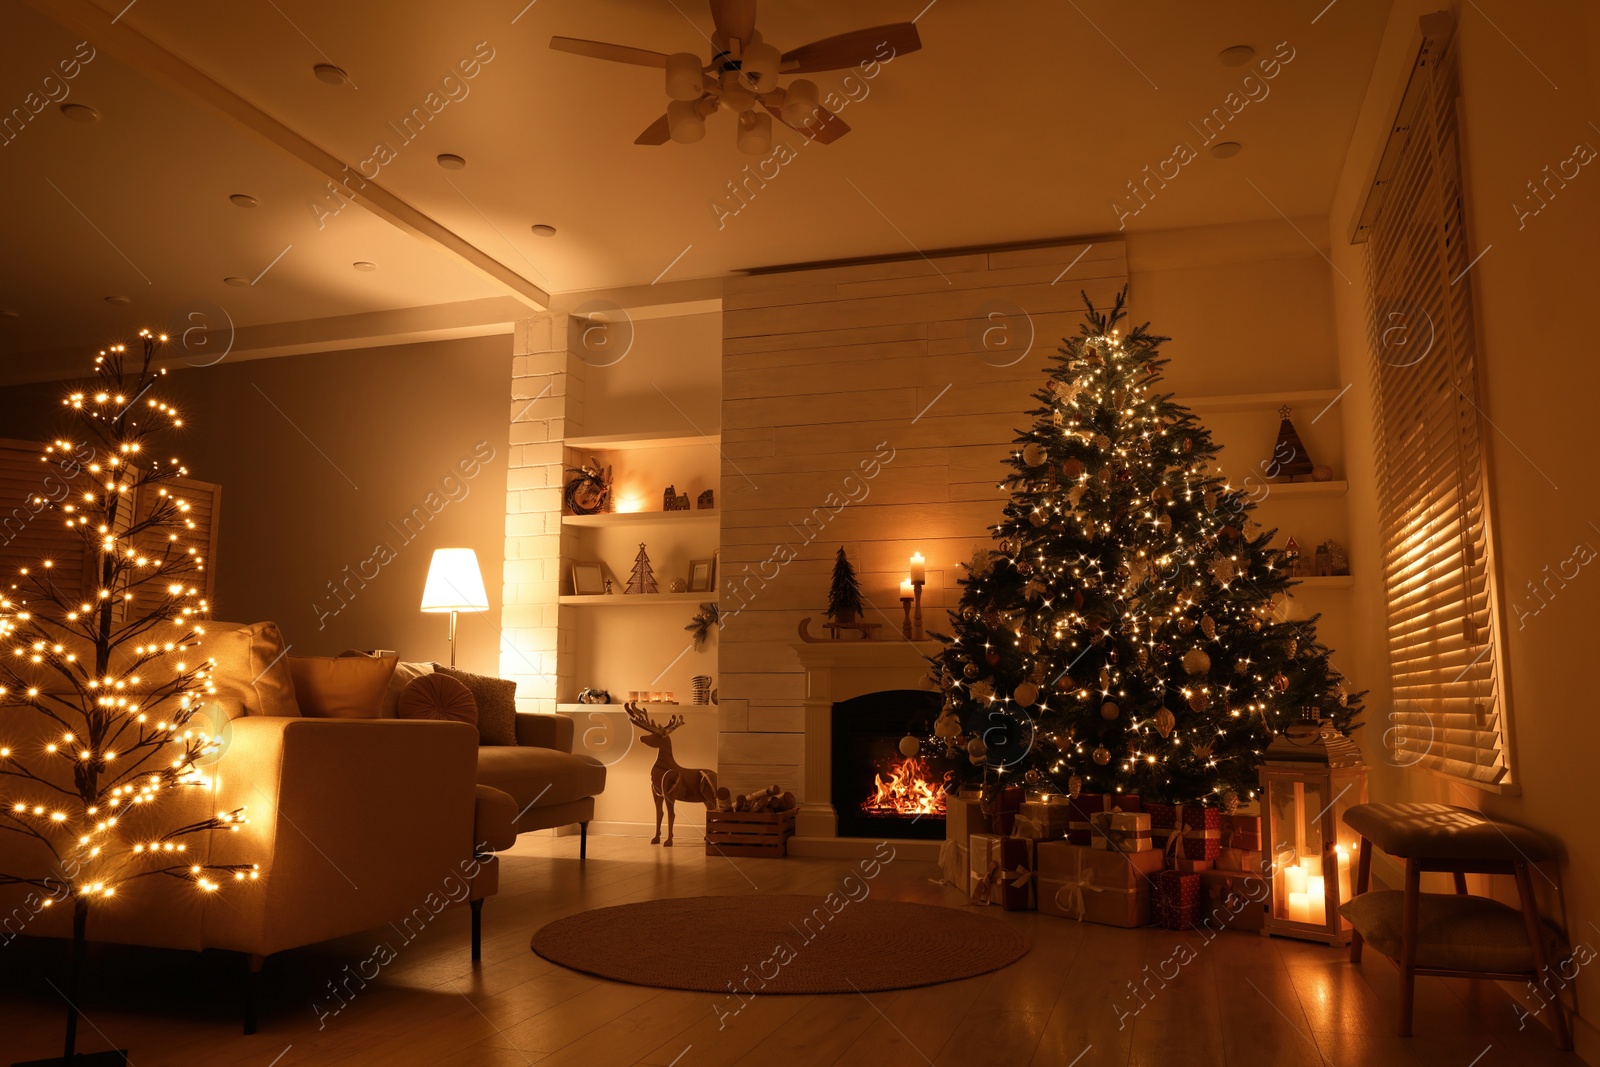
[911,579,925,640]
[900,596,914,640]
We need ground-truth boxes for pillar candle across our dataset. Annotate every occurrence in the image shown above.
[1288,891,1310,923]
[1284,863,1308,895]
[909,553,926,583]
[900,580,914,598]
[1307,875,1326,924]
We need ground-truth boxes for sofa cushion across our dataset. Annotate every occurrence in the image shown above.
[398,673,478,727]
[288,655,397,718]
[476,746,606,811]
[339,651,433,717]
[436,666,518,746]
[206,621,299,719]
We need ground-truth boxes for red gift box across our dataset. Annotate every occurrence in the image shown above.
[1199,869,1268,933]
[1066,792,1142,845]
[987,784,1025,836]
[999,836,1036,911]
[1155,869,1201,930]
[1148,802,1222,861]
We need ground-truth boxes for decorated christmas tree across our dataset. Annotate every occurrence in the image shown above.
[933,292,1361,808]
[825,547,864,624]
[0,331,256,1062]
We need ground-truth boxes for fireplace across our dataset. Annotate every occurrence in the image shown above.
[831,690,948,840]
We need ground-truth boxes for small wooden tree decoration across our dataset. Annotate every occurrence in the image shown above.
[825,547,864,626]
[624,543,658,594]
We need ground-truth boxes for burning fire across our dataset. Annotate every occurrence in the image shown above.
[863,755,947,817]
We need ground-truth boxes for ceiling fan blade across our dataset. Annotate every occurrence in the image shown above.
[710,0,757,45]
[550,36,669,68]
[765,102,851,145]
[635,113,673,145]
[780,23,921,73]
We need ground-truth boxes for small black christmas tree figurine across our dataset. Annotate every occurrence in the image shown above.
[625,543,658,594]
[1270,404,1316,479]
[825,547,864,626]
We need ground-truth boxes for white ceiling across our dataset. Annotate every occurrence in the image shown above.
[0,0,1390,379]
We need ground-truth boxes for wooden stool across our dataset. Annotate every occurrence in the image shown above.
[1341,802,1569,1049]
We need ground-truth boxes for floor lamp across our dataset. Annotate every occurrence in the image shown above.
[421,548,490,668]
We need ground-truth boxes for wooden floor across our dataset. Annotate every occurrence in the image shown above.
[0,834,1578,1066]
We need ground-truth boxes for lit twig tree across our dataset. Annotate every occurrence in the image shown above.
[0,331,257,1065]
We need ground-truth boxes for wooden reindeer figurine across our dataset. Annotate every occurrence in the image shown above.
[626,702,727,847]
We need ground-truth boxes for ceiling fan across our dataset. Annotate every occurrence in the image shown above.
[550,0,921,154]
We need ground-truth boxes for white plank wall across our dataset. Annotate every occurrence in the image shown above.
[718,241,1128,800]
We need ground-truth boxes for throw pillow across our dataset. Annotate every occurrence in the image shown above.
[339,650,433,717]
[288,655,398,719]
[205,621,300,719]
[397,673,479,727]
[434,666,518,746]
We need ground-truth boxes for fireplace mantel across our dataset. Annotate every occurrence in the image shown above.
[789,638,943,858]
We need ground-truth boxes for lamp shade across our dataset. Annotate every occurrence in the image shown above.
[421,548,489,613]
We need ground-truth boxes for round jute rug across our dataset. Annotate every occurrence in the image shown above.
[530,894,1028,994]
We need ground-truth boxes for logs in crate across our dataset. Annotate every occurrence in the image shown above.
[705,808,797,858]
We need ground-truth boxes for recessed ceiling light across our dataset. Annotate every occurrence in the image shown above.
[104,296,131,305]
[223,276,251,287]
[1219,45,1255,67]
[229,193,259,208]
[436,153,467,170]
[60,103,99,123]
[353,261,377,272]
[1210,141,1243,159]
[531,224,557,237]
[313,63,351,86]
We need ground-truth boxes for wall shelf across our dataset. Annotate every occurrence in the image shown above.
[1254,480,1348,498]
[559,593,717,606]
[1290,575,1356,589]
[562,509,719,527]
[1181,388,1346,413]
[564,430,721,451]
[556,702,716,713]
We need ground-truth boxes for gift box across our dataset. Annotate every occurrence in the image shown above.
[1037,840,1163,927]
[937,838,968,888]
[987,784,1025,835]
[1147,802,1222,861]
[999,836,1036,911]
[1155,869,1201,930]
[1018,798,1072,840]
[1171,856,1213,874]
[1219,813,1263,852]
[1066,792,1142,845]
[969,833,1005,905]
[1216,847,1263,874]
[1089,809,1153,852]
[946,797,986,843]
[1199,869,1268,933]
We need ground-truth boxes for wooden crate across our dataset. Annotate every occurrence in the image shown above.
[705,809,797,858]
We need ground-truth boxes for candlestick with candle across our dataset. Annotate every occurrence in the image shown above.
[899,580,915,640]
[908,554,926,640]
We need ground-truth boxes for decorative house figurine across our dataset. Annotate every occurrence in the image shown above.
[697,488,715,510]
[663,485,691,511]
[1314,543,1332,577]
[1323,539,1350,576]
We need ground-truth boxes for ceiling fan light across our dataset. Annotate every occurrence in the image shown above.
[781,78,820,126]
[720,83,757,113]
[740,41,780,90]
[736,110,772,155]
[666,53,704,101]
[668,99,707,143]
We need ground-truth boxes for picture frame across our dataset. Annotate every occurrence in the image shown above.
[686,557,716,593]
[571,562,606,596]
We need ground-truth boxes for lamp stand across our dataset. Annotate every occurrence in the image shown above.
[447,609,459,668]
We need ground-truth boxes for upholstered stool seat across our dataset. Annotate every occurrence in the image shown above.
[1342,801,1569,1049]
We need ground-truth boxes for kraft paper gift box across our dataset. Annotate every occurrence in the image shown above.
[1155,869,1201,930]
[1199,869,1268,933]
[1219,813,1263,852]
[999,836,1037,911]
[1018,798,1072,840]
[1089,809,1153,852]
[1037,840,1163,927]
[969,833,1005,905]
[941,798,983,886]
[1216,847,1264,873]
[1147,802,1222,861]
[1066,793,1142,845]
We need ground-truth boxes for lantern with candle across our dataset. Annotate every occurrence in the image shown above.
[1260,717,1368,943]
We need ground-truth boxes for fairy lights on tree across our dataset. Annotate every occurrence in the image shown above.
[0,331,256,1061]
[934,292,1362,807]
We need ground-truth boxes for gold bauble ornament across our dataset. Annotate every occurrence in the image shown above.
[1021,442,1047,466]
[1272,672,1290,693]
[963,662,979,679]
[1200,615,1216,639]
[1025,769,1041,785]
[966,737,988,759]
[1094,434,1112,451]
[1187,690,1209,712]
[1177,617,1196,634]
[1182,649,1212,675]
[1014,682,1040,707]
[899,735,921,757]
[1022,634,1042,654]
[1092,745,1111,766]
[1029,510,1047,527]
[1100,701,1120,721]
[1157,513,1172,535]
[1155,706,1176,738]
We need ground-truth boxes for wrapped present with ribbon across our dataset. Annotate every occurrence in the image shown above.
[1215,847,1264,874]
[947,796,986,844]
[969,833,1005,905]
[1018,797,1072,840]
[1037,840,1163,927]
[985,784,1025,835]
[1219,813,1263,852]
[999,836,1037,911]
[1199,869,1268,933]
[1148,802,1223,861]
[1155,869,1201,930]
[1066,792,1142,845]
[1089,809,1153,853]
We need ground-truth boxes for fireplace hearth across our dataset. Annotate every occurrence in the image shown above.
[831,690,948,840]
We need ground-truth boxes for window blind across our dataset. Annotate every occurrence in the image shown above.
[1363,16,1509,785]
